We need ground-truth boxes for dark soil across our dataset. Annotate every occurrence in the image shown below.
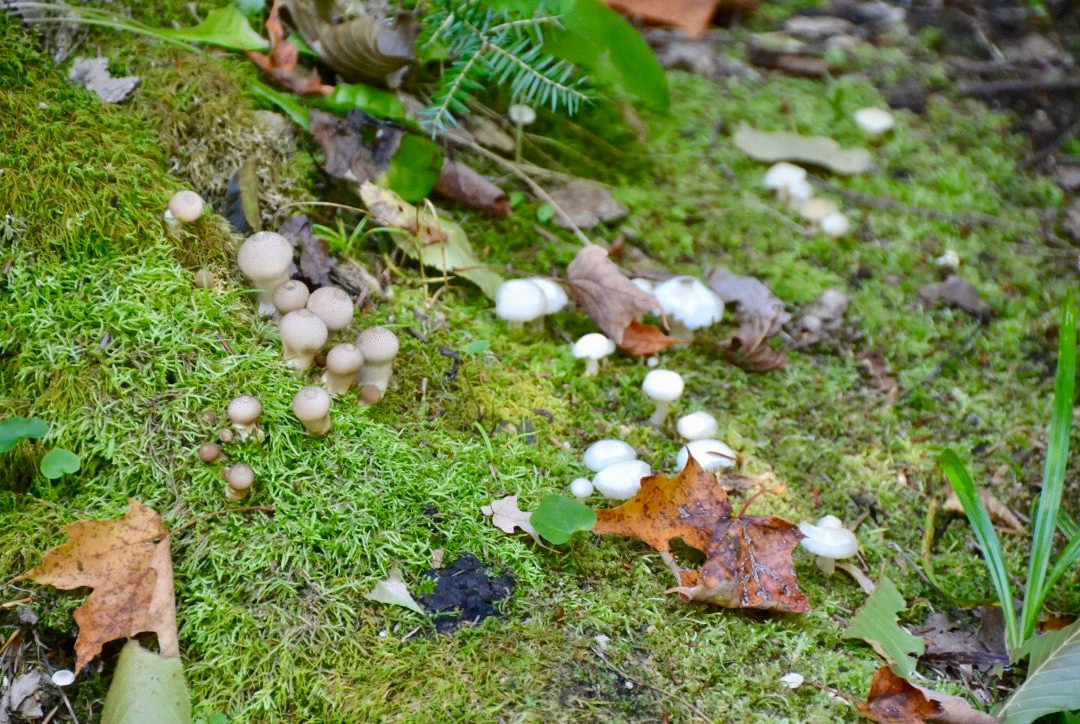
[418,553,514,633]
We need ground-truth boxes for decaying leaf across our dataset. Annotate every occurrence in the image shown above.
[310,109,403,186]
[249,0,333,96]
[16,500,179,673]
[943,489,1025,536]
[279,215,334,287]
[594,456,809,612]
[363,565,425,614]
[844,578,924,679]
[68,56,139,103]
[619,320,684,356]
[734,124,873,175]
[918,276,990,319]
[482,495,540,544]
[790,288,851,348]
[547,180,629,230]
[706,268,790,337]
[859,351,900,403]
[565,245,661,344]
[719,315,787,373]
[607,0,724,40]
[434,160,510,217]
[857,666,997,723]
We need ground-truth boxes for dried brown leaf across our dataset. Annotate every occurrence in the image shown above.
[481,495,540,544]
[547,181,628,230]
[943,489,1026,535]
[565,245,661,344]
[249,0,333,96]
[309,109,404,186]
[434,160,509,217]
[918,276,990,319]
[706,268,790,336]
[618,320,685,356]
[858,666,997,723]
[719,315,787,373]
[859,351,900,403]
[790,288,851,348]
[606,0,723,39]
[279,215,334,287]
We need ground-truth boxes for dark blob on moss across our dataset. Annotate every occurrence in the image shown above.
[419,554,513,633]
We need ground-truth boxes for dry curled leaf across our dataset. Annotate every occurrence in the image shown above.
[434,160,510,217]
[706,268,790,337]
[547,181,628,230]
[943,489,1026,536]
[790,288,851,348]
[619,320,684,356]
[249,0,333,96]
[719,315,787,373]
[68,56,139,103]
[15,500,179,673]
[482,495,540,544]
[565,245,661,344]
[594,456,808,612]
[310,109,404,187]
[279,215,335,287]
[858,666,997,723]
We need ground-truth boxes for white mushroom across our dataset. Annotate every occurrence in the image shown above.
[227,395,263,441]
[164,190,204,228]
[630,278,654,294]
[307,285,354,332]
[572,333,616,377]
[223,464,254,502]
[642,369,684,426]
[355,326,400,397]
[292,386,332,437]
[798,515,858,576]
[854,107,895,137]
[322,343,364,397]
[762,162,811,206]
[798,197,840,223]
[273,280,310,315]
[238,231,294,316]
[569,477,594,499]
[935,249,960,273]
[583,439,637,472]
[495,279,547,332]
[652,276,724,339]
[676,411,718,441]
[528,277,568,314]
[676,439,736,472]
[278,309,328,372]
[820,212,852,238]
[593,459,651,500]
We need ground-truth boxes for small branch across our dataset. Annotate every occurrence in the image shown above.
[171,506,274,538]
[590,646,711,722]
[959,78,1080,98]
[1022,114,1080,169]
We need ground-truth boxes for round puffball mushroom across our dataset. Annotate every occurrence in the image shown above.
[273,280,310,315]
[227,395,263,441]
[583,439,637,473]
[642,369,684,426]
[676,411,718,442]
[495,279,547,332]
[279,309,328,372]
[528,277,568,314]
[798,514,858,576]
[593,459,651,500]
[223,464,254,502]
[569,477,594,500]
[820,212,851,238]
[322,343,364,397]
[164,190,204,228]
[238,231,294,316]
[198,442,225,464]
[676,439,736,472]
[854,107,895,137]
[572,333,616,377]
[652,276,724,339]
[292,386,332,437]
[307,285,354,332]
[355,326,400,396]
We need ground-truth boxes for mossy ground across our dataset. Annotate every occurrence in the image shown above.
[2,8,1078,722]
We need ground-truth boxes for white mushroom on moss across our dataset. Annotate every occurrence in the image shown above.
[322,343,364,397]
[583,439,637,472]
[273,280,310,315]
[652,276,724,340]
[307,285,354,332]
[854,107,895,137]
[763,162,812,206]
[495,279,547,332]
[227,395,263,441]
[569,477,594,500]
[820,212,851,238]
[238,231,294,316]
[676,439,736,472]
[572,333,616,377]
[593,459,651,500]
[292,386,332,436]
[798,197,839,224]
[223,464,254,502]
[676,411,718,442]
[355,326,400,397]
[164,190,204,228]
[642,369,684,426]
[528,277,568,314]
[508,103,536,163]
[279,309,328,372]
[798,514,858,576]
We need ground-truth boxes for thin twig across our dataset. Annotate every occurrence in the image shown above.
[590,646,711,721]
[810,179,1019,230]
[1022,114,1080,169]
[170,506,274,538]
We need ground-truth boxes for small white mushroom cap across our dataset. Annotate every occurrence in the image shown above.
[307,285,354,332]
[292,386,332,436]
[936,249,960,272]
[573,333,616,376]
[676,439,736,472]
[227,395,263,440]
[799,515,858,575]
[569,477,594,499]
[593,459,651,500]
[779,673,804,690]
[676,411,718,441]
[495,279,547,327]
[322,342,365,396]
[798,197,840,223]
[238,231,294,316]
[854,107,895,136]
[355,326,400,395]
[820,212,851,237]
[224,464,254,501]
[528,277,568,314]
[273,280,310,315]
[508,104,536,125]
[642,369,684,403]
[762,162,807,191]
[784,178,814,207]
[51,670,76,687]
[166,190,204,223]
[583,439,637,472]
[652,277,724,334]
[279,309,328,371]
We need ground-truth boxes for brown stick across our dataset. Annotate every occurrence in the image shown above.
[171,506,274,538]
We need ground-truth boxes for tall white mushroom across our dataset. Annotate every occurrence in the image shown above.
[642,369,684,426]
[652,276,724,340]
[238,231,294,316]
[322,343,364,397]
[495,279,547,332]
[307,285,354,332]
[292,386,332,437]
[798,515,858,576]
[572,333,616,377]
[508,103,536,163]
[763,162,812,206]
[676,411,718,441]
[278,309,328,372]
[355,326,400,397]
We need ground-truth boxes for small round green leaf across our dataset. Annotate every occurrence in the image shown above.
[531,495,596,545]
[39,448,81,479]
[0,417,50,454]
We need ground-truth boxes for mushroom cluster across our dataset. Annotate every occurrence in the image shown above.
[495,278,567,332]
[761,162,852,238]
[652,276,724,340]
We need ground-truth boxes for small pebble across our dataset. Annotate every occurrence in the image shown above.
[52,670,75,686]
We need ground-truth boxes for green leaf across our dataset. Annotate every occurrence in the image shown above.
[101,640,191,724]
[530,495,596,545]
[463,339,490,355]
[309,83,411,125]
[159,5,269,52]
[842,578,925,678]
[377,135,443,202]
[247,82,310,132]
[999,619,1080,724]
[363,566,425,615]
[941,448,1019,651]
[39,448,81,479]
[0,417,49,454]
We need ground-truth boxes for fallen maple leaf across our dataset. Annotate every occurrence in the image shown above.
[248,0,333,97]
[718,315,787,373]
[594,456,809,612]
[606,0,721,40]
[482,495,540,544]
[857,666,997,723]
[15,500,179,673]
[619,320,685,356]
[565,245,661,345]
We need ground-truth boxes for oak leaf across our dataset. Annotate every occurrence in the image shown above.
[565,245,661,345]
[16,500,179,673]
[594,456,809,612]
[618,320,685,356]
[482,495,540,544]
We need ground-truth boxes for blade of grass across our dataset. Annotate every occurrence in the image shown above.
[1058,511,1080,540]
[1030,533,1080,621]
[1022,294,1077,642]
[941,449,1020,651]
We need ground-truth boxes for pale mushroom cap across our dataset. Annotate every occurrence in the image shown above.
[785,178,814,205]
[237,231,293,284]
[528,277,568,314]
[355,326,400,364]
[798,518,858,559]
[652,276,724,331]
[569,477,594,499]
[292,386,331,421]
[676,439,736,472]
[630,278,654,294]
[762,162,807,190]
[307,286,354,332]
[820,212,851,237]
[279,309,328,353]
[573,333,616,361]
[583,439,637,472]
[593,459,651,500]
[508,104,536,125]
[325,343,365,376]
[168,190,204,223]
[224,464,254,490]
[676,411,718,441]
[642,369,684,402]
[854,107,895,135]
[495,279,547,323]
[227,395,263,426]
[798,197,840,222]
[273,280,310,314]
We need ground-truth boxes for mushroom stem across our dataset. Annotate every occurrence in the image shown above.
[649,400,671,427]
[526,317,544,334]
[322,370,355,397]
[232,421,258,441]
[816,556,836,577]
[300,415,331,437]
[506,319,523,333]
[283,345,318,372]
[514,119,524,163]
[358,361,394,394]
[584,358,600,377]
[257,274,290,317]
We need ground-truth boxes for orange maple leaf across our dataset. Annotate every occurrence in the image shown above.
[618,320,686,357]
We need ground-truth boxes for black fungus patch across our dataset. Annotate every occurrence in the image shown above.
[419,553,513,633]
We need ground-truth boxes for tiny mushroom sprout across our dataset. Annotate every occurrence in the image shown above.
[798,514,858,576]
[676,439,736,472]
[572,333,616,377]
[569,477,594,500]
[495,279,547,332]
[193,269,215,289]
[164,190,204,227]
[762,162,812,206]
[198,442,225,464]
[641,369,684,426]
[508,103,536,162]
[226,395,263,441]
[273,280,310,315]
[854,107,895,137]
[223,464,254,502]
[355,326,400,396]
[676,411,718,441]
[292,386,332,436]
[279,309,328,372]
[593,459,651,500]
[652,276,724,339]
[528,277,568,314]
[307,285,354,332]
[322,343,364,397]
[238,231,294,316]
[820,212,851,238]
[583,439,637,472]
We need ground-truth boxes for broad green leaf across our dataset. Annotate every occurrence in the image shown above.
[0,417,49,454]
[842,578,924,678]
[377,135,443,202]
[247,82,311,131]
[1000,619,1080,724]
[733,124,873,175]
[39,448,81,479]
[363,566,424,614]
[101,640,191,724]
[310,83,410,125]
[159,5,269,52]
[530,495,596,545]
